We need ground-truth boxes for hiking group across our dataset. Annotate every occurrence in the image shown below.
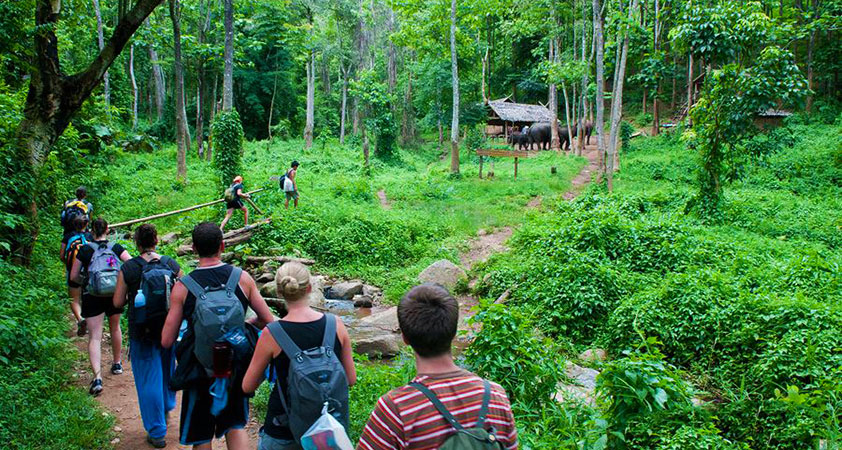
[59,184,519,450]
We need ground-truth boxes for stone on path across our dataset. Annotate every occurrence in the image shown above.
[330,281,364,300]
[356,307,399,332]
[579,348,607,362]
[354,334,403,358]
[353,295,373,308]
[260,281,277,298]
[553,362,600,406]
[256,272,275,283]
[160,232,179,245]
[418,259,467,290]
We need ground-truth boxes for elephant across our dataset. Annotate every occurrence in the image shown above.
[531,121,595,151]
[527,122,553,150]
[507,131,530,150]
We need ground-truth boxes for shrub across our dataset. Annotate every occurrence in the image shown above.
[212,110,245,187]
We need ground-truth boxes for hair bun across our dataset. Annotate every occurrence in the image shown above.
[279,276,300,294]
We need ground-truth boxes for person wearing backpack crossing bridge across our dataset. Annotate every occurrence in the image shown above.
[70,218,131,396]
[358,284,519,450]
[221,175,250,231]
[161,222,275,449]
[242,261,357,450]
[113,224,183,448]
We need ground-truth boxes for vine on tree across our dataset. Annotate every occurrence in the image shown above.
[212,110,244,187]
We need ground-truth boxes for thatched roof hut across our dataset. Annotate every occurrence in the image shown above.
[486,98,554,138]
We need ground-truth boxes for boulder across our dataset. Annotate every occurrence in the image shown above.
[330,281,364,300]
[353,295,373,308]
[553,362,600,406]
[579,348,607,362]
[354,334,403,358]
[308,276,326,307]
[160,232,180,245]
[362,284,382,298]
[357,307,399,333]
[565,362,599,389]
[418,259,467,290]
[256,272,275,284]
[260,281,277,298]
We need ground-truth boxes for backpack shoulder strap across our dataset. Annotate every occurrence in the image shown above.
[475,379,491,429]
[266,321,304,360]
[179,274,206,299]
[225,266,242,295]
[409,382,465,432]
[321,313,336,351]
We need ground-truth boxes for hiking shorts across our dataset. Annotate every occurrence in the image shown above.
[284,190,298,201]
[179,380,249,445]
[226,200,245,210]
[81,293,124,318]
[258,429,302,450]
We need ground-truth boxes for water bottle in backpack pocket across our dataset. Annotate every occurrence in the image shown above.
[179,267,246,377]
[86,242,121,296]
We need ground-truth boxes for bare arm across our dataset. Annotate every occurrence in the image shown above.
[242,330,278,394]
[161,282,187,348]
[241,272,275,327]
[113,270,128,308]
[336,319,356,386]
[118,250,131,262]
[59,243,67,262]
[69,258,83,284]
[237,188,250,199]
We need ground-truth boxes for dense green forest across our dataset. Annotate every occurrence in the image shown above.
[1,0,841,448]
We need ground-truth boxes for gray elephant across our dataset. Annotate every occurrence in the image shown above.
[527,122,553,150]
[507,131,530,150]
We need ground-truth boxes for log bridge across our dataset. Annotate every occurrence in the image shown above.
[111,188,267,228]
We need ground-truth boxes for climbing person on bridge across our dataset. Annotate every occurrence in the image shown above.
[221,175,250,231]
[69,218,131,396]
[112,223,182,448]
[283,161,299,209]
[161,222,275,449]
[242,261,356,450]
[357,284,519,449]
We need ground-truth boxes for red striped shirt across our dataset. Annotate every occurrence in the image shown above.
[357,370,518,450]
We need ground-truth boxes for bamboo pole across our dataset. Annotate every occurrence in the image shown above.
[111,188,266,228]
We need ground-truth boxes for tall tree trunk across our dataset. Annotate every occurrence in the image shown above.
[340,65,348,144]
[549,39,560,151]
[148,21,165,121]
[578,0,590,155]
[129,44,138,130]
[401,66,416,146]
[671,53,677,110]
[92,0,110,113]
[806,26,816,112]
[481,48,489,103]
[593,0,607,177]
[304,49,315,148]
[438,111,443,152]
[196,0,211,157]
[607,0,638,188]
[13,0,162,262]
[268,72,278,141]
[222,0,234,111]
[170,0,189,181]
[207,72,218,160]
[387,8,397,95]
[562,82,574,153]
[687,52,694,124]
[449,0,460,174]
[652,0,660,136]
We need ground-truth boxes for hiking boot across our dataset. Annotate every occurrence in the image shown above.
[89,378,103,396]
[110,362,123,375]
[76,319,87,337]
[146,434,166,448]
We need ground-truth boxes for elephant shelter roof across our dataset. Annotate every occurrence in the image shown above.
[487,99,554,125]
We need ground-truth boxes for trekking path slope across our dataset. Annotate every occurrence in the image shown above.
[72,333,260,449]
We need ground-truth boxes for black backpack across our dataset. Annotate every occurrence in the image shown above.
[132,257,176,338]
[60,200,89,230]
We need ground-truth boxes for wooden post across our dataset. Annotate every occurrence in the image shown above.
[478,155,484,179]
[514,157,519,180]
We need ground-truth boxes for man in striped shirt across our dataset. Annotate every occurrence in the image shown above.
[357,284,518,450]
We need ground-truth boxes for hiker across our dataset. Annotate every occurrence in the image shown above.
[221,175,250,231]
[161,222,275,449]
[357,284,519,450]
[242,262,356,450]
[112,224,182,448]
[282,161,299,209]
[60,216,90,336]
[69,218,130,396]
[61,185,93,237]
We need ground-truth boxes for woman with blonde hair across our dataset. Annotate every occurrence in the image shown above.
[243,262,356,449]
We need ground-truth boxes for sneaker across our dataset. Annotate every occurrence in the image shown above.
[76,319,87,337]
[111,363,123,375]
[146,434,166,448]
[89,378,103,396]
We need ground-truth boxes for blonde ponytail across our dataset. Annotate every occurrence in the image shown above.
[275,262,310,301]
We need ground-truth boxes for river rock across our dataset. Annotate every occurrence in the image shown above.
[260,281,277,298]
[553,362,600,406]
[579,348,607,362]
[353,295,373,308]
[354,334,403,358]
[330,281,364,300]
[418,259,467,290]
[256,272,275,283]
[309,276,326,307]
[160,232,179,245]
[356,307,399,333]
[362,284,382,298]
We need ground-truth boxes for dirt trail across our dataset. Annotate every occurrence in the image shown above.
[376,189,391,209]
[72,332,260,449]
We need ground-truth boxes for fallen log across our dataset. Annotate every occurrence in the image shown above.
[494,284,517,304]
[111,188,266,228]
[243,255,316,266]
[177,218,272,255]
